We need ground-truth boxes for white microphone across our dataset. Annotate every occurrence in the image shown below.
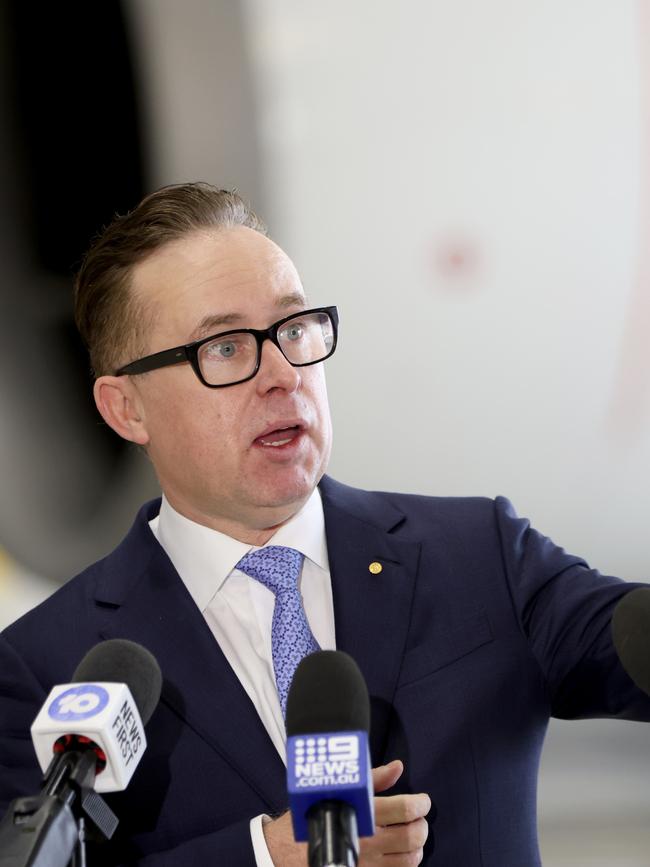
[0,639,162,867]
[30,638,162,793]
[31,681,146,792]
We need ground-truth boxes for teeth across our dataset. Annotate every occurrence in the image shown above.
[262,438,292,447]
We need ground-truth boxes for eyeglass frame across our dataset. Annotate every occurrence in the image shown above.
[114,305,339,388]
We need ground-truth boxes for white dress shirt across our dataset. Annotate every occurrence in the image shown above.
[148,488,336,865]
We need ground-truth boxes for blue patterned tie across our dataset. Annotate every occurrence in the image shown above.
[236,546,320,716]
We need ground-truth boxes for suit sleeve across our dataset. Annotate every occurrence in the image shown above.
[0,633,48,806]
[0,634,259,866]
[493,496,650,721]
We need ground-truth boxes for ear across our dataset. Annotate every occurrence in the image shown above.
[93,375,150,446]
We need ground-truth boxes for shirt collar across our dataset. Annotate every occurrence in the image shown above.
[152,487,328,614]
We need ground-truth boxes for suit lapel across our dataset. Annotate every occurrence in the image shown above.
[319,478,421,762]
[93,501,287,812]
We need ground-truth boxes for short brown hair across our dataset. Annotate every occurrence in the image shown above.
[73,182,267,377]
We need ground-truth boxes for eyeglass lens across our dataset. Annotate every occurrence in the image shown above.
[196,310,335,386]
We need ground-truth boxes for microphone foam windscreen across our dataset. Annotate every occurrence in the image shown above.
[286,650,370,736]
[611,587,650,698]
[72,639,162,724]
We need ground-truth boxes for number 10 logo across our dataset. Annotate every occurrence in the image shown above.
[48,685,110,721]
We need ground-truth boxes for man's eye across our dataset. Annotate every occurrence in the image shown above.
[283,323,304,341]
[206,340,240,360]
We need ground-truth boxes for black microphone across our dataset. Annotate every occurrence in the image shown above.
[285,650,373,867]
[72,639,162,723]
[611,587,650,696]
[0,639,162,867]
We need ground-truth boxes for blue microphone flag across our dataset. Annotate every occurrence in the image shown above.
[287,729,374,841]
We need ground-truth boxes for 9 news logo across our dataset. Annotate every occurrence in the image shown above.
[293,734,361,788]
[48,685,110,722]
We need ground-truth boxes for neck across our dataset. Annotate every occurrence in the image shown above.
[162,492,310,545]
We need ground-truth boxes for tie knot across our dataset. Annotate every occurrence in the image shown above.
[236,545,304,595]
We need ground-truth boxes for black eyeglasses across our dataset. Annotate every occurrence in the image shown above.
[115,305,339,388]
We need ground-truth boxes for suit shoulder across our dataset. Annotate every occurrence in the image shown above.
[376,489,499,515]
[2,555,106,654]
[319,475,514,533]
[321,473,503,511]
[1,498,161,681]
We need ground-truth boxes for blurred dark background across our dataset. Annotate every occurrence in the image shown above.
[0,0,262,580]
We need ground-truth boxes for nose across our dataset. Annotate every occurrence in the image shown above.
[255,339,301,394]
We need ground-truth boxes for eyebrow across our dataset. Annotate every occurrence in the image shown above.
[188,292,308,340]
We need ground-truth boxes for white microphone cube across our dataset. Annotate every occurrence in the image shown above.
[31,682,147,792]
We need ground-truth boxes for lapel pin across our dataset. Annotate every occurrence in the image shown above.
[368,561,383,575]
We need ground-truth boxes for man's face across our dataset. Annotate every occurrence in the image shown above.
[114,226,333,539]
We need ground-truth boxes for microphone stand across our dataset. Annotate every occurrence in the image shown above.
[307,800,359,867]
[0,750,118,867]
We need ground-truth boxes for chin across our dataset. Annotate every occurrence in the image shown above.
[253,469,319,511]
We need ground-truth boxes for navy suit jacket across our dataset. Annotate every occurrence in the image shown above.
[1,476,649,866]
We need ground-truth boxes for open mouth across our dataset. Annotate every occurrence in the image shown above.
[254,425,303,448]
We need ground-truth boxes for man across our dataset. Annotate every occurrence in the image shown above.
[0,183,648,866]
